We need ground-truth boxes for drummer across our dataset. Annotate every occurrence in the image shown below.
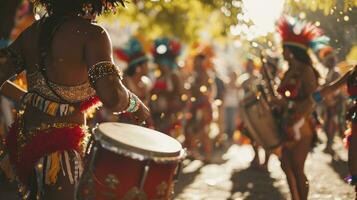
[273,16,327,200]
[238,58,271,169]
[313,65,357,196]
[0,1,150,199]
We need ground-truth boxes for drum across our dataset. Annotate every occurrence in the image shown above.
[239,93,282,149]
[76,122,186,200]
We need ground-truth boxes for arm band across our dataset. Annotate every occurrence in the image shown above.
[125,92,140,113]
[88,61,123,87]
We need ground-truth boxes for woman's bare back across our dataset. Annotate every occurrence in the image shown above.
[20,17,107,128]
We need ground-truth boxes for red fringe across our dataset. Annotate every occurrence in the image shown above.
[114,49,129,62]
[278,17,323,48]
[80,96,102,113]
[6,120,85,182]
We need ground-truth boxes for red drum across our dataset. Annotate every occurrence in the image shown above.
[76,122,186,200]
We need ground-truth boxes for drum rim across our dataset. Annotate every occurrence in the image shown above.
[93,123,186,162]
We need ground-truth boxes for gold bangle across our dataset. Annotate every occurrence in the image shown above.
[88,61,123,87]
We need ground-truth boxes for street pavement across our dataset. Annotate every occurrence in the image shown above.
[0,136,355,200]
[174,139,355,200]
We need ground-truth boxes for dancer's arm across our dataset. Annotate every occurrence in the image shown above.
[319,66,353,98]
[84,25,149,123]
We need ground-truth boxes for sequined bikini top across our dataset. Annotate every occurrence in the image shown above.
[27,70,96,103]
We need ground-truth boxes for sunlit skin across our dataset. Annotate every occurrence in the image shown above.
[0,11,150,200]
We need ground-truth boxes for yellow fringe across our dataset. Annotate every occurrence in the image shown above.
[45,152,61,185]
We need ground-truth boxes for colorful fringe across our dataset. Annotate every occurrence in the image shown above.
[6,119,86,182]
[23,93,102,117]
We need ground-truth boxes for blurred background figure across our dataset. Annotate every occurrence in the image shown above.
[237,57,271,169]
[318,46,346,154]
[224,71,239,144]
[185,53,215,162]
[114,37,153,126]
[149,38,185,137]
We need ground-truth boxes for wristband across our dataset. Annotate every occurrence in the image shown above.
[125,92,140,113]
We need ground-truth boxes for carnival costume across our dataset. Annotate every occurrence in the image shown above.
[150,37,183,136]
[0,0,145,198]
[277,17,328,143]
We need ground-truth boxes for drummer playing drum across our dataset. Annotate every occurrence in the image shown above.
[0,1,150,199]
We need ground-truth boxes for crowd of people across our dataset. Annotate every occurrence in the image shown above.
[0,0,356,200]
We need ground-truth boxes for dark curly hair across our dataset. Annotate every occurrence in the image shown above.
[32,0,126,16]
[284,45,320,79]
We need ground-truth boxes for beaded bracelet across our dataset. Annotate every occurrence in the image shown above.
[88,61,123,87]
[125,92,140,113]
[312,91,323,103]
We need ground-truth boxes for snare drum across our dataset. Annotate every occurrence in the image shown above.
[76,122,185,200]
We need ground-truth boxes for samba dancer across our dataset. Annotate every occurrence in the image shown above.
[185,53,215,162]
[313,65,357,196]
[274,17,328,200]
[0,1,149,199]
[150,38,185,137]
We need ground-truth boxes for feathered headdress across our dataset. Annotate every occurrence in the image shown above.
[278,16,330,52]
[114,38,148,68]
[151,37,182,69]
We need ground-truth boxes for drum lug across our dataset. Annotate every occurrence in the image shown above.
[139,160,151,190]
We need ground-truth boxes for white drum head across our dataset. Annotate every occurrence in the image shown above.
[94,122,183,159]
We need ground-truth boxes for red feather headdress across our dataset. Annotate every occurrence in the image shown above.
[278,16,329,51]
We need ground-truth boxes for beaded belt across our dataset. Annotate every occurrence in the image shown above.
[22,92,77,117]
[22,92,102,117]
